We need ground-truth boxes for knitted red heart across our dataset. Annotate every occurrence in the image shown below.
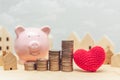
[73,46,105,72]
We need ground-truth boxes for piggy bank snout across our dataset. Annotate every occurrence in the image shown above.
[29,41,40,49]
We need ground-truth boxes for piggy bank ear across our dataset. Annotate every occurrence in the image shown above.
[41,26,50,35]
[15,25,25,37]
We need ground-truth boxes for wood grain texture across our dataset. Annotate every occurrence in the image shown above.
[3,51,17,70]
[111,53,120,67]
[104,47,113,64]
[79,33,95,50]
[0,55,3,66]
[96,36,114,52]
[0,27,13,53]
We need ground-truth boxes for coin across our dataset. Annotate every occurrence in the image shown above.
[49,50,60,71]
[24,61,36,71]
[61,66,73,72]
[62,40,73,49]
[61,40,74,72]
[36,58,48,71]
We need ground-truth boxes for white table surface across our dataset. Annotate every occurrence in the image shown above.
[0,63,120,80]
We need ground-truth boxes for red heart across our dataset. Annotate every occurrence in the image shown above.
[73,46,105,72]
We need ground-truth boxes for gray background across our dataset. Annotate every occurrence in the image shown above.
[0,0,120,52]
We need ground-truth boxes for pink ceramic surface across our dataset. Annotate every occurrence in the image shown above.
[14,25,50,64]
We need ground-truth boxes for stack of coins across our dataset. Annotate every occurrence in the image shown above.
[61,40,73,72]
[24,61,36,71]
[49,50,60,71]
[36,58,48,71]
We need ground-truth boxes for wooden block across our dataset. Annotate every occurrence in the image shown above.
[79,33,95,50]
[3,51,17,70]
[67,32,80,51]
[111,53,120,67]
[0,27,13,53]
[96,36,114,52]
[104,47,113,65]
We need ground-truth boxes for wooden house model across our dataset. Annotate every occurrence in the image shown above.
[97,36,114,52]
[104,47,113,64]
[0,27,13,66]
[0,27,13,52]
[67,32,80,51]
[3,51,17,70]
[79,33,95,50]
[0,54,3,66]
[111,53,120,67]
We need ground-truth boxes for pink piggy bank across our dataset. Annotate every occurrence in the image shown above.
[14,25,50,64]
